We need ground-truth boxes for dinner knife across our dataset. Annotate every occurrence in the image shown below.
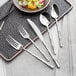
[27,19,60,68]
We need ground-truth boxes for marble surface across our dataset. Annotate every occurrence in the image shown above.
[0,0,76,76]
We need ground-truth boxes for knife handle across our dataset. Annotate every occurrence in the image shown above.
[41,41,60,68]
[52,56,60,68]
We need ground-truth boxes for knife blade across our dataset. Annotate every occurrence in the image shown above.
[27,19,60,68]
[27,19,44,42]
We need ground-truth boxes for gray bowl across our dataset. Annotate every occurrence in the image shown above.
[13,0,51,13]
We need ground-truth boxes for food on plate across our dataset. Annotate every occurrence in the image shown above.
[18,0,45,10]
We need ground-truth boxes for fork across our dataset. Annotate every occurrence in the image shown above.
[18,25,49,62]
[6,35,54,69]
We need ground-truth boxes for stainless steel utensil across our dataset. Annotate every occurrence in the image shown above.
[18,25,49,62]
[40,13,56,55]
[0,21,5,31]
[27,19,60,68]
[6,35,54,69]
[51,4,63,48]
[0,4,14,32]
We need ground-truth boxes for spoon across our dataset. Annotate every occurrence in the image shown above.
[51,4,63,48]
[40,12,56,55]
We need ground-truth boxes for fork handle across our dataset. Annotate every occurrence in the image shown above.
[29,38,50,62]
[23,48,54,69]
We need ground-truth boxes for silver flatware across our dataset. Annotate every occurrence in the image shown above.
[0,4,14,32]
[18,25,49,62]
[40,13,56,55]
[27,19,60,68]
[0,21,5,31]
[51,4,63,48]
[6,35,54,69]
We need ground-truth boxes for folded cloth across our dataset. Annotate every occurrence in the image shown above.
[0,0,14,20]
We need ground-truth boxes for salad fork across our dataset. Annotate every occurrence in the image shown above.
[6,35,54,69]
[18,25,49,62]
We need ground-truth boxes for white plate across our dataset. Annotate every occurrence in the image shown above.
[13,0,51,13]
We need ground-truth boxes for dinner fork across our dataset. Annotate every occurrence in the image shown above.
[6,35,54,69]
[18,25,49,62]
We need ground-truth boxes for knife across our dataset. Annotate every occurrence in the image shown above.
[27,19,60,68]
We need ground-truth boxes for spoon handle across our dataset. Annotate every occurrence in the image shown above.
[23,48,54,69]
[55,19,63,48]
[29,38,50,62]
[47,26,56,55]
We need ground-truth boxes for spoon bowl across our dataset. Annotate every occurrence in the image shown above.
[40,13,50,27]
[51,4,59,19]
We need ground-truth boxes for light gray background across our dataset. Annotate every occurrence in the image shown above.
[0,0,76,76]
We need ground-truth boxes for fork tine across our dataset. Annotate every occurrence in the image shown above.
[18,25,29,38]
[6,35,23,50]
[18,25,50,61]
